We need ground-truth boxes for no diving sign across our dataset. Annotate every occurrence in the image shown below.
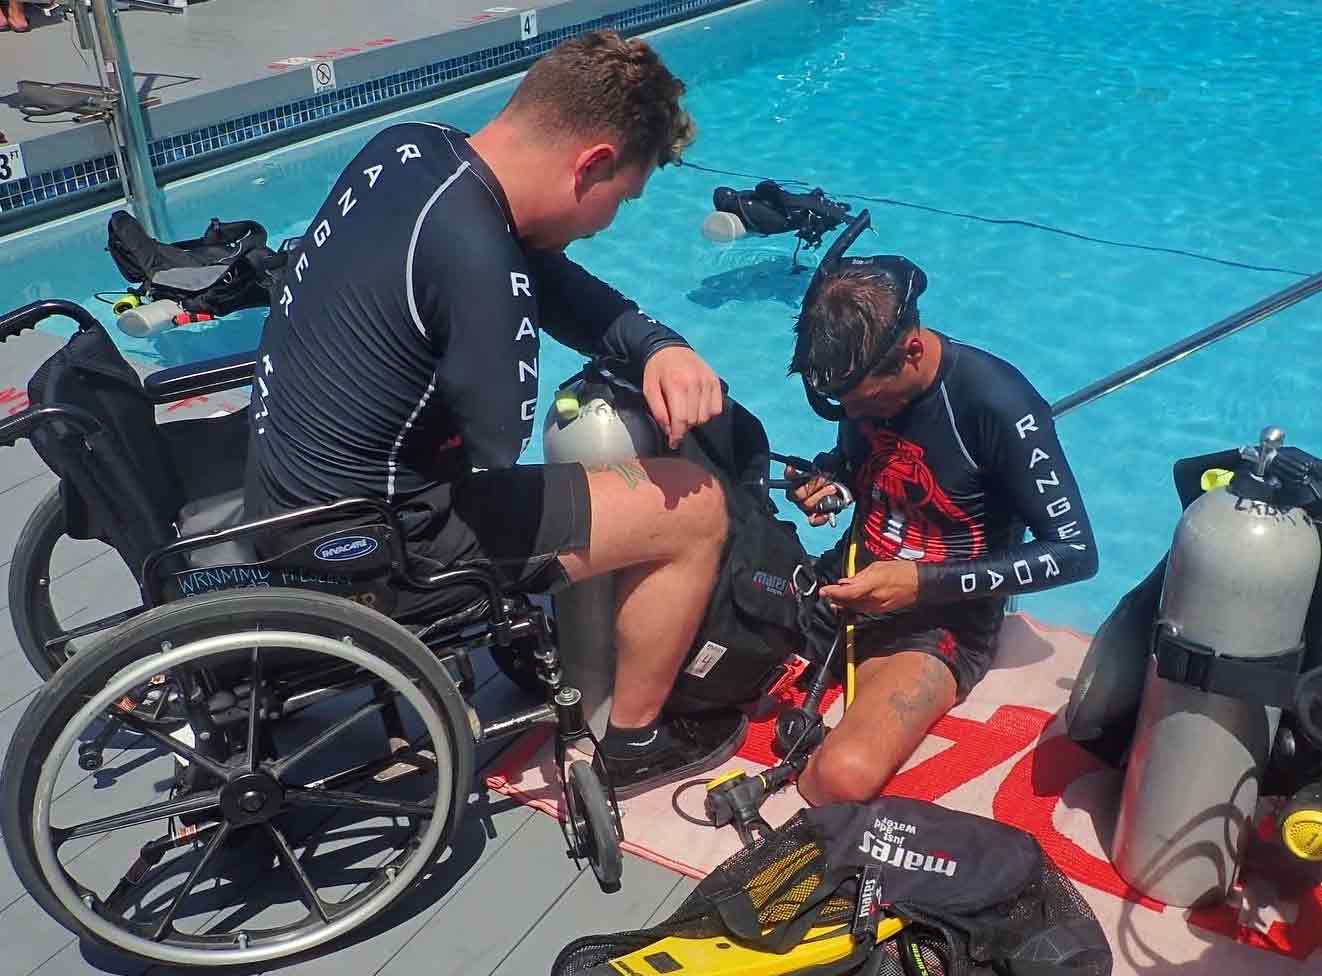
[311,60,337,93]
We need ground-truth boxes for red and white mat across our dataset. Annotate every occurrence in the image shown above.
[487,613,1322,974]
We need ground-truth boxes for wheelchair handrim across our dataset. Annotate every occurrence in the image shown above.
[32,629,458,967]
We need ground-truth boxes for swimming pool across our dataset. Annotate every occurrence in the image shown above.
[2,0,1319,634]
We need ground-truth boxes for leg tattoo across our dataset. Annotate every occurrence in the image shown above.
[589,460,650,490]
[885,658,947,730]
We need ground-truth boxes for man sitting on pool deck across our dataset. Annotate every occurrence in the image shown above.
[784,256,1098,806]
[244,30,748,798]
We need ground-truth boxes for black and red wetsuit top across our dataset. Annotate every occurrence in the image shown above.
[832,333,1098,621]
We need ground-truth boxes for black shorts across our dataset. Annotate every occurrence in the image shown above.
[392,462,592,622]
[816,545,1002,700]
[841,607,1002,700]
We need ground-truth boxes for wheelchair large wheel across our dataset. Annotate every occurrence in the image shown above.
[2,589,474,968]
[9,486,82,678]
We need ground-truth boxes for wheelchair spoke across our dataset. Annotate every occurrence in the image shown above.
[116,712,230,780]
[270,700,388,778]
[263,822,331,923]
[56,790,223,844]
[150,821,232,942]
[247,647,263,772]
[283,787,433,819]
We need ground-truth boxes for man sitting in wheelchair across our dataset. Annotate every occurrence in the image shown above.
[244,31,746,798]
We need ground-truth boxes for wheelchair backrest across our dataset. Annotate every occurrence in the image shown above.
[27,325,185,578]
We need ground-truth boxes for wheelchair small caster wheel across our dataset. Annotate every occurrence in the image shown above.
[77,746,104,771]
[566,760,622,893]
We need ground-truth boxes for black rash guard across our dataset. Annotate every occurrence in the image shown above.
[834,333,1098,609]
[245,122,687,516]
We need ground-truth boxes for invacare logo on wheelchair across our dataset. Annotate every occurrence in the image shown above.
[314,534,380,561]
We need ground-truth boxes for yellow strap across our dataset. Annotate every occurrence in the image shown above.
[844,520,859,710]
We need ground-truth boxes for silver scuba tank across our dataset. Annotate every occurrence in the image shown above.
[701,211,749,243]
[116,299,183,338]
[542,375,660,736]
[1112,427,1321,907]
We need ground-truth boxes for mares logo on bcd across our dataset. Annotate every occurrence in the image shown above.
[315,535,379,562]
[751,570,793,598]
[859,816,959,878]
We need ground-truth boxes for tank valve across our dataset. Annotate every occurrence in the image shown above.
[1256,426,1286,478]
[554,390,581,423]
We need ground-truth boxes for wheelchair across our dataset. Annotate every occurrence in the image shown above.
[0,300,625,968]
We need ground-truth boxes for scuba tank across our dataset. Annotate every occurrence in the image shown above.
[1112,427,1321,906]
[542,367,660,736]
[116,299,184,338]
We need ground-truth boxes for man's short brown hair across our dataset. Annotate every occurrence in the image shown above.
[790,271,920,392]
[502,30,696,169]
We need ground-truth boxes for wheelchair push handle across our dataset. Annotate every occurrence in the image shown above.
[0,404,104,449]
[0,300,102,345]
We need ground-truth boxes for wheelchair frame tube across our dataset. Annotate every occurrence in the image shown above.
[38,606,147,656]
[479,703,557,743]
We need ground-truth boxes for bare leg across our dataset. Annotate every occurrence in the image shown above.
[7,0,27,30]
[797,652,956,806]
[557,457,726,728]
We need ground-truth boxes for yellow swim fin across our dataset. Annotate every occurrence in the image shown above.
[584,918,905,975]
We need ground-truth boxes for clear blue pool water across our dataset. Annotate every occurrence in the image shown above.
[3,0,1320,634]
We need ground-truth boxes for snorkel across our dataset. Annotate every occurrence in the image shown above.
[792,209,932,423]
[794,208,871,422]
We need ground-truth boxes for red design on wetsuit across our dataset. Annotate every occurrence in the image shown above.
[936,629,958,660]
[854,425,984,563]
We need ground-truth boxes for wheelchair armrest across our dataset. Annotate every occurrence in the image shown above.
[144,350,258,404]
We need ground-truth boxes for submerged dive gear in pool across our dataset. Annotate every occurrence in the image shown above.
[706,180,852,249]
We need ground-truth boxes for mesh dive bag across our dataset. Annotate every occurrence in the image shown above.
[551,798,1111,976]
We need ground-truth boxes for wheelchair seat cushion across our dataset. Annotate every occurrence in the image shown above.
[176,488,255,567]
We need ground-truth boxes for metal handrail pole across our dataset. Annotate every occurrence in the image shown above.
[1052,270,1322,419]
[78,2,137,220]
[89,0,173,239]
[1009,270,1322,616]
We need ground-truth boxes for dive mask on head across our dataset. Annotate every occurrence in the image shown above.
[793,209,929,420]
